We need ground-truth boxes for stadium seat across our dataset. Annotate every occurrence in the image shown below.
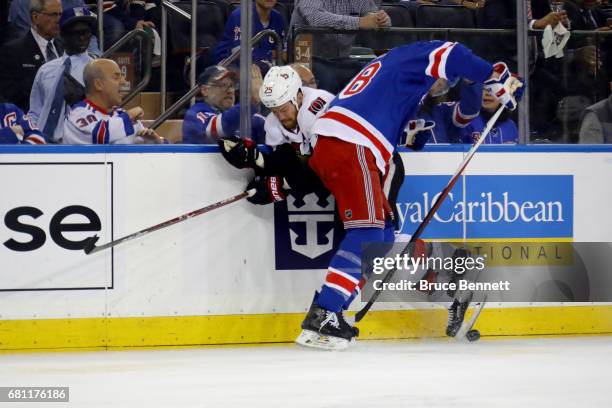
[415,5,476,29]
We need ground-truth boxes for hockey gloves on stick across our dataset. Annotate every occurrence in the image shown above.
[218,136,264,170]
[246,175,287,205]
[483,62,525,111]
[403,119,434,150]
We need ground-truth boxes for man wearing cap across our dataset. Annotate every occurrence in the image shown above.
[28,6,97,143]
[0,0,64,112]
[182,65,266,144]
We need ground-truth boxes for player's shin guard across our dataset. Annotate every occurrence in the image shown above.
[316,228,384,313]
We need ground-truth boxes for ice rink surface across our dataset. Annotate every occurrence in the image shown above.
[1,336,610,408]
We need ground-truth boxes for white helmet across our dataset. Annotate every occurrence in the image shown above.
[259,66,302,109]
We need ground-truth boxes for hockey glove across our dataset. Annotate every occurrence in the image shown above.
[246,175,287,205]
[218,136,264,170]
[483,62,525,111]
[402,119,434,150]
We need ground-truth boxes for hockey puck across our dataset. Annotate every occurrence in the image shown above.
[466,329,480,342]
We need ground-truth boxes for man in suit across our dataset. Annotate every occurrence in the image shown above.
[0,0,63,111]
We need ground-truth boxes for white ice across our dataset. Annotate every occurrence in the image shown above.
[1,336,610,408]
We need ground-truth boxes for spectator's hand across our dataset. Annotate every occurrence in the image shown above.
[375,10,391,27]
[135,20,155,30]
[359,13,380,30]
[251,64,263,105]
[461,0,486,10]
[127,107,145,123]
[10,125,24,137]
[137,128,166,144]
[533,11,567,29]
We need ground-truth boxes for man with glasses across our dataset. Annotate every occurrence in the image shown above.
[28,6,97,143]
[9,0,100,54]
[0,0,63,111]
[182,65,266,144]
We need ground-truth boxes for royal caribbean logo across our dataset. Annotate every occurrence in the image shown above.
[397,175,574,239]
[274,194,344,270]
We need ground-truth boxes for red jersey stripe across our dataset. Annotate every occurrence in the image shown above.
[320,111,392,164]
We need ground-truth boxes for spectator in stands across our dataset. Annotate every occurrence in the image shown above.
[9,0,101,54]
[579,83,612,143]
[63,58,165,144]
[182,65,265,144]
[0,0,63,111]
[0,97,46,144]
[213,0,285,68]
[291,63,318,88]
[94,0,161,49]
[460,89,518,144]
[289,0,391,93]
[28,6,97,143]
[565,0,609,30]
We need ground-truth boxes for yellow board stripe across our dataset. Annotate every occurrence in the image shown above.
[1,305,611,352]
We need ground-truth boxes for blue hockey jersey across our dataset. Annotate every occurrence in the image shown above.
[182,102,265,144]
[212,5,285,64]
[460,114,518,144]
[0,103,45,144]
[420,81,483,143]
[312,41,494,173]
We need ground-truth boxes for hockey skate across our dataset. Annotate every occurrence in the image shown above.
[296,294,358,351]
[445,291,473,338]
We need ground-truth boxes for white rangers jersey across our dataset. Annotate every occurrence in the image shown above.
[63,99,146,144]
[264,87,334,154]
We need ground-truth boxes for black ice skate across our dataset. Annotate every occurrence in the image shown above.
[446,292,473,338]
[296,294,357,351]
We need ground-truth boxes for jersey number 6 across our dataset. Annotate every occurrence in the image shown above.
[339,61,382,99]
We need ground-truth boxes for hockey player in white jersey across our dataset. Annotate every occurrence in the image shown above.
[219,65,334,205]
[63,59,165,144]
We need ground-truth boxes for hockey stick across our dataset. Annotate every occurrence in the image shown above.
[354,104,506,322]
[83,189,256,255]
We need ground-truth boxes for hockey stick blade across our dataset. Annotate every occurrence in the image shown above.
[84,189,255,255]
[355,105,506,323]
[83,235,100,255]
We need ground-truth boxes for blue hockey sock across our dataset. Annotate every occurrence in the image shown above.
[316,228,384,312]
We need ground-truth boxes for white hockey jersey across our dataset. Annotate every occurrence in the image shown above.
[63,99,146,144]
[264,87,334,155]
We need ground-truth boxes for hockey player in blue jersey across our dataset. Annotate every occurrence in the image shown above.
[182,65,266,144]
[0,102,45,144]
[296,40,524,350]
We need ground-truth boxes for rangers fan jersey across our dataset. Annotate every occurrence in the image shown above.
[63,99,146,144]
[419,80,483,144]
[460,115,518,144]
[182,102,265,144]
[312,41,494,173]
[0,103,45,144]
[264,87,334,155]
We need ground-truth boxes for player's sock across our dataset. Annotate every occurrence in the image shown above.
[383,218,396,243]
[316,228,384,312]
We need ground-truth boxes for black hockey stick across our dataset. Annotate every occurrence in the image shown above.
[354,105,506,322]
[83,189,256,255]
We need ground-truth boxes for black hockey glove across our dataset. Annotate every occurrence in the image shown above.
[246,175,287,205]
[218,136,264,170]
